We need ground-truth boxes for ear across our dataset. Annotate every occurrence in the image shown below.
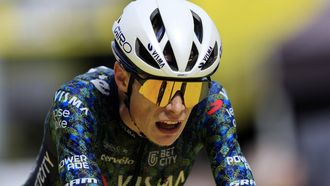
[114,62,130,93]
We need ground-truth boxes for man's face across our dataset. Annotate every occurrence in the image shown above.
[129,79,192,146]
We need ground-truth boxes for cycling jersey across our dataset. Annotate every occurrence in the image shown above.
[24,66,255,186]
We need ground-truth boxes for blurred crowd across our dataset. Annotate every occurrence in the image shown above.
[0,0,329,185]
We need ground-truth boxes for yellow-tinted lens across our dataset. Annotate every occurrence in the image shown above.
[138,79,210,108]
[159,81,183,107]
[159,81,173,106]
[183,82,203,107]
[138,79,163,104]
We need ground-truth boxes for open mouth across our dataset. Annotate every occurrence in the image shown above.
[156,121,181,133]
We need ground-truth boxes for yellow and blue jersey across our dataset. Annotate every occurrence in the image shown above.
[25,66,255,186]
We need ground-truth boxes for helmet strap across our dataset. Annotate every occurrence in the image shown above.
[124,74,134,109]
[124,74,146,138]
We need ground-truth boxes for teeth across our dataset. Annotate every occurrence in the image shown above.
[163,121,179,125]
[156,121,180,130]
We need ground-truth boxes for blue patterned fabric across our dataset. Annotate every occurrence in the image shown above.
[24,66,255,186]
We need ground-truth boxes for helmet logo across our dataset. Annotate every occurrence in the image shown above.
[114,26,132,53]
[147,43,165,68]
[147,43,153,51]
[198,46,213,69]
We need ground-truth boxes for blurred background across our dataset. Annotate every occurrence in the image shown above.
[0,0,329,185]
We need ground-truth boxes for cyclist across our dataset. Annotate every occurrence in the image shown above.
[25,0,255,185]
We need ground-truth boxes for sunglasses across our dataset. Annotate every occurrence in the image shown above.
[132,73,211,108]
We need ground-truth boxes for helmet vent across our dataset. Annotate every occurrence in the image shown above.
[163,42,178,71]
[201,42,218,70]
[150,9,166,42]
[136,39,161,69]
[185,42,199,71]
[191,11,203,43]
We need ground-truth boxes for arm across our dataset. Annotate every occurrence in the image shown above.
[50,86,103,186]
[203,86,255,186]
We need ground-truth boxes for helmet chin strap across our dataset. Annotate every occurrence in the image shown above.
[124,75,146,138]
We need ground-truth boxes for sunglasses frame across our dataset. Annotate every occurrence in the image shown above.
[131,73,211,107]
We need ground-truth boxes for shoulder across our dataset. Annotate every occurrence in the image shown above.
[193,81,235,124]
[209,81,227,99]
[196,81,230,109]
[64,66,114,94]
[51,66,117,117]
[48,66,116,135]
[56,66,114,101]
[183,81,235,140]
[207,81,233,114]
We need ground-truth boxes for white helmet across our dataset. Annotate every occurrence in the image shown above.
[112,0,222,79]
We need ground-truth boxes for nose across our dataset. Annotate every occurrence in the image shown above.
[165,93,186,116]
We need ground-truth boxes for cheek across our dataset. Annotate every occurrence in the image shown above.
[130,87,156,121]
[185,109,192,119]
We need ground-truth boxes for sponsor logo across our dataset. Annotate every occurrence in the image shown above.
[34,151,54,186]
[64,178,98,186]
[227,155,251,170]
[148,147,177,167]
[114,26,132,53]
[101,154,134,165]
[53,109,71,129]
[91,75,110,95]
[198,46,213,69]
[103,143,128,154]
[226,108,236,127]
[59,155,89,171]
[220,88,228,99]
[226,108,234,117]
[53,116,68,129]
[230,179,256,186]
[54,90,89,115]
[232,118,237,127]
[54,108,71,118]
[120,123,136,138]
[147,43,165,68]
[116,170,185,186]
[207,100,223,115]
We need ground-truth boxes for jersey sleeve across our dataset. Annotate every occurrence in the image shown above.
[202,85,256,186]
[49,82,103,186]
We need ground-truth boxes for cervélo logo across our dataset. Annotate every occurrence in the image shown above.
[100,154,134,165]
